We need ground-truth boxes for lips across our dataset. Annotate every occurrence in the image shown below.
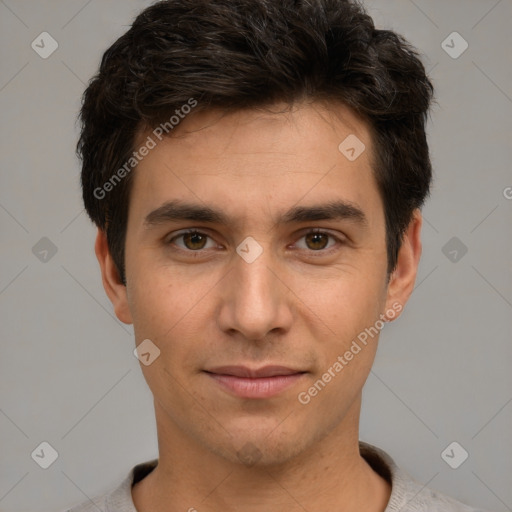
[206,365,303,378]
[204,365,306,399]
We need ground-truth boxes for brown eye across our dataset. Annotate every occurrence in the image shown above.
[304,232,330,250]
[294,230,340,253]
[168,230,215,251]
[182,231,208,250]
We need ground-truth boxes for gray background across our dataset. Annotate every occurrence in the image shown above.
[0,0,511,510]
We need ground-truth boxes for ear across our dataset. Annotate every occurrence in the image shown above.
[384,209,423,321]
[95,228,133,325]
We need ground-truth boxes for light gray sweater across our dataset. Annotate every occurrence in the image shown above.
[65,442,489,511]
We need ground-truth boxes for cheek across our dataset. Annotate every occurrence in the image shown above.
[128,276,207,404]
[331,283,387,339]
[290,261,387,333]
[296,284,386,415]
[127,266,216,370]
[126,249,196,335]
[129,281,194,345]
[297,270,389,388]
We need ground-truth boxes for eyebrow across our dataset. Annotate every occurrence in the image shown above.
[143,199,368,229]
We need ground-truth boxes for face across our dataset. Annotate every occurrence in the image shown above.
[99,100,420,466]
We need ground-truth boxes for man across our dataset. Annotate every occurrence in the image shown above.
[67,0,487,510]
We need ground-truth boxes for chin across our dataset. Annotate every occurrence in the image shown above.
[207,425,311,468]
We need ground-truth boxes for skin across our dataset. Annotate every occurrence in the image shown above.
[96,100,423,512]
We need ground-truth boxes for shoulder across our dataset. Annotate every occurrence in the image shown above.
[62,459,158,512]
[388,472,488,512]
[359,442,489,512]
[63,475,131,512]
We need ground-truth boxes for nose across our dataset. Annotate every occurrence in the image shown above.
[216,241,293,341]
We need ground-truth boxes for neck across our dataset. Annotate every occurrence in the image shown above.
[132,397,391,512]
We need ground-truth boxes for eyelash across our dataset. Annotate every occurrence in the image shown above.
[165,228,344,256]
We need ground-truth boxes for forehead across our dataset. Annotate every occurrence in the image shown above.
[128,100,381,229]
[135,100,371,162]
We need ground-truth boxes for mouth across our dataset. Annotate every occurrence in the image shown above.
[204,365,307,399]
